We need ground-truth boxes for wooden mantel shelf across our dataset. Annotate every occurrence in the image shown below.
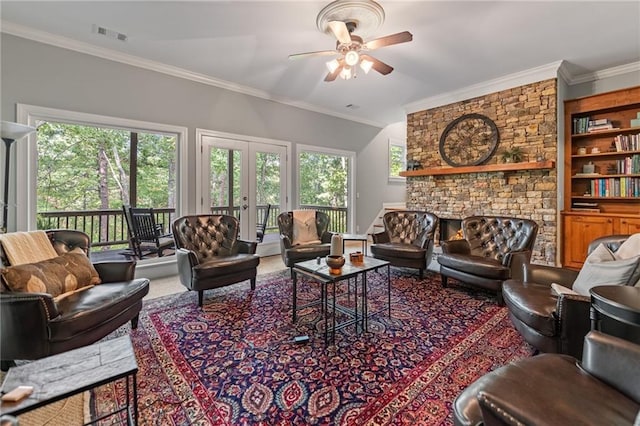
[399,160,556,177]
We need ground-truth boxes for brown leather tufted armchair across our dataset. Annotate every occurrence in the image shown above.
[437,216,538,304]
[277,211,332,277]
[503,234,631,359]
[370,211,439,278]
[172,215,260,307]
[0,229,149,370]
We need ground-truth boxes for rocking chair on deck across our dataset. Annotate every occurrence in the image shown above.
[123,205,175,259]
[256,204,272,243]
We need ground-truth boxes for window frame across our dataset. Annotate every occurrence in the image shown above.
[296,144,356,233]
[388,138,407,183]
[15,104,188,232]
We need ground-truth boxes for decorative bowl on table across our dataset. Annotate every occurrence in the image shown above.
[326,255,345,274]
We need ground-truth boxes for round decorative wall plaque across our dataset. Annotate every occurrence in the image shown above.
[438,113,499,167]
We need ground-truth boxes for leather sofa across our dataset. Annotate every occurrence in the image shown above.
[453,331,640,426]
[503,234,630,359]
[172,214,260,307]
[0,230,149,369]
[277,211,332,275]
[437,216,538,304]
[370,210,439,279]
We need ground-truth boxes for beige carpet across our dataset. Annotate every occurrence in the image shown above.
[1,254,288,425]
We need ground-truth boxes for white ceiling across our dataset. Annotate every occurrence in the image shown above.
[1,1,639,126]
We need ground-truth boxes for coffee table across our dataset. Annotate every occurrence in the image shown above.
[292,256,390,345]
[0,335,138,425]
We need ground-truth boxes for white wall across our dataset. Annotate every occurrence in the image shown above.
[568,70,640,99]
[355,122,407,232]
[0,34,404,233]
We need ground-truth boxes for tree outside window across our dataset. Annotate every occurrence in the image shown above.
[389,138,406,182]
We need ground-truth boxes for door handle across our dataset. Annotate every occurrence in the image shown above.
[242,204,248,210]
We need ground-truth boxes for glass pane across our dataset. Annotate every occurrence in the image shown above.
[299,151,348,232]
[255,151,282,240]
[209,147,242,220]
[35,121,177,255]
[389,144,406,177]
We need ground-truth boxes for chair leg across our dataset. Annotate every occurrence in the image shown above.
[198,290,204,307]
[290,268,294,279]
[250,277,256,290]
[441,275,448,288]
[1,360,16,372]
[131,315,140,329]
[419,269,424,279]
[496,290,504,306]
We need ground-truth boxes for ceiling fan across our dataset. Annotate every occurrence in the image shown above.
[289,17,412,82]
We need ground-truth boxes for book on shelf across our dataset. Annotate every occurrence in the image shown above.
[572,202,599,207]
[614,134,640,152]
[574,172,601,177]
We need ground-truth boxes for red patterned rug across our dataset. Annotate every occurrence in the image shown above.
[91,270,533,425]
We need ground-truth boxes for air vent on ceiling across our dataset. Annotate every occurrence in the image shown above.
[345,104,360,110]
[92,24,128,42]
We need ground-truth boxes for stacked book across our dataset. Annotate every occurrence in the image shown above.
[587,118,615,132]
[571,201,600,212]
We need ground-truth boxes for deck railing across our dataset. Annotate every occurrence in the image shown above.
[37,204,348,249]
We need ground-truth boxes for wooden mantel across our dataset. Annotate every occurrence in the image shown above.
[399,160,556,177]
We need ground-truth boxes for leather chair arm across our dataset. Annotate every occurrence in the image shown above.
[581,331,640,403]
[523,263,579,287]
[237,239,258,254]
[280,235,293,249]
[477,391,526,426]
[371,231,389,244]
[93,261,137,283]
[1,292,59,360]
[176,248,198,289]
[556,293,591,358]
[503,250,532,281]
[441,239,470,255]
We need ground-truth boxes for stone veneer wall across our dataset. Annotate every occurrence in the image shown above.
[406,78,558,264]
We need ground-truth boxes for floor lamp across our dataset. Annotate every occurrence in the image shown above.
[1,121,37,233]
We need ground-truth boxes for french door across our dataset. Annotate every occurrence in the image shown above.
[200,134,287,255]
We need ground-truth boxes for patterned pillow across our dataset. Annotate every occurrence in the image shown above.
[0,253,101,297]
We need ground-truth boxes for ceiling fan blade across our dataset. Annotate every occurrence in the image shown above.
[361,54,394,75]
[324,64,343,82]
[364,31,413,50]
[327,21,352,44]
[288,50,338,60]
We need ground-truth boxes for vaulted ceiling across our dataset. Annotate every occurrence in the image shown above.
[1,1,639,125]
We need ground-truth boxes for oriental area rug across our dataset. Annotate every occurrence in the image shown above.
[90,270,533,425]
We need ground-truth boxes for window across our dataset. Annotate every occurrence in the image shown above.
[16,105,187,257]
[388,138,406,182]
[297,145,355,233]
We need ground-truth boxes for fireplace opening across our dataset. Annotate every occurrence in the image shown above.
[439,218,463,243]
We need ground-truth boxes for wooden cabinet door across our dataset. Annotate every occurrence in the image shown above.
[618,217,640,235]
[563,215,615,269]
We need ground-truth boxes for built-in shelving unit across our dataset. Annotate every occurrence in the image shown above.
[399,160,555,177]
[562,86,640,269]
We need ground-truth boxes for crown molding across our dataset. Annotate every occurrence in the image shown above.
[568,61,640,85]
[404,61,564,114]
[1,21,384,128]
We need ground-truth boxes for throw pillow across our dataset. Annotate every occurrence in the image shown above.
[0,253,101,297]
[614,233,640,260]
[572,244,640,296]
[292,210,320,245]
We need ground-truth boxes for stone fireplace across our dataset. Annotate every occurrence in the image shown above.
[406,78,558,265]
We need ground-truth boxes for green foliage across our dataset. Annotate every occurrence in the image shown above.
[36,121,176,213]
[389,144,405,177]
[299,152,348,207]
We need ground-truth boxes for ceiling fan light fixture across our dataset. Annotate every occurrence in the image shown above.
[340,66,352,80]
[326,58,340,73]
[360,58,373,74]
[344,50,360,67]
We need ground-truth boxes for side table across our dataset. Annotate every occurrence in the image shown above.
[0,335,138,425]
[590,285,640,344]
[341,233,368,256]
